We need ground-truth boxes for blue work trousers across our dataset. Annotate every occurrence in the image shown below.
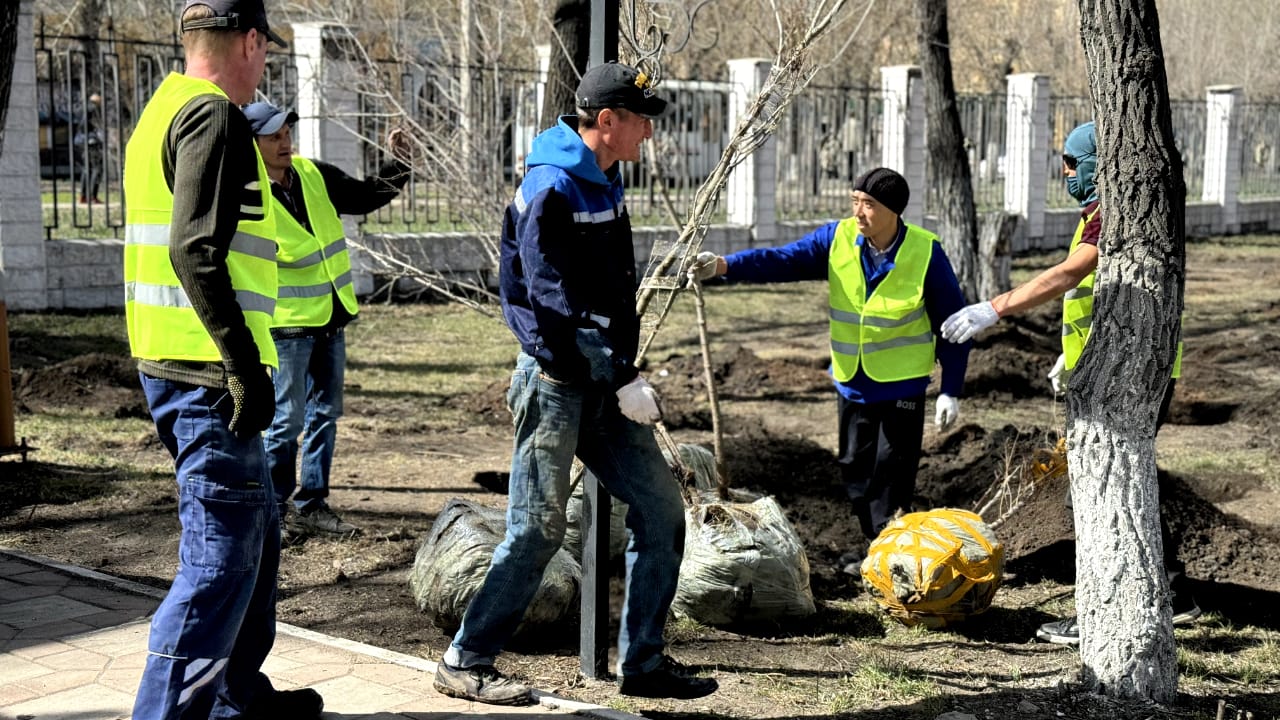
[264,330,345,512]
[132,374,280,720]
[445,353,686,677]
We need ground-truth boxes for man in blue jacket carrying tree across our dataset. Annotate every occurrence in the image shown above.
[432,62,718,706]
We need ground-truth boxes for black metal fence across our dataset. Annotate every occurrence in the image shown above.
[30,19,1280,240]
[34,18,294,240]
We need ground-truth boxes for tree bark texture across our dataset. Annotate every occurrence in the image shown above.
[1069,0,1186,703]
[976,211,1016,299]
[539,0,590,131]
[913,0,979,301]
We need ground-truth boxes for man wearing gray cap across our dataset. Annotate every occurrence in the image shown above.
[241,100,412,542]
[433,61,717,705]
[689,167,971,574]
[124,0,321,718]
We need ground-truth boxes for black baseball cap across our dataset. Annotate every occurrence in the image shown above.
[181,0,287,48]
[575,62,667,117]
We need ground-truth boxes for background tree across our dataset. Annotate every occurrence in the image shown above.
[913,0,978,300]
[539,0,589,130]
[1068,0,1185,702]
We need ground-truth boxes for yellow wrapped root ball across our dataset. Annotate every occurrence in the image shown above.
[860,508,1003,628]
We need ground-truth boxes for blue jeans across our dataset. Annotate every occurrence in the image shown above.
[264,330,346,512]
[132,374,280,720]
[446,353,686,677]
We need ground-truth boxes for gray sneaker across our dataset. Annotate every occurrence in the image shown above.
[433,663,532,706]
[1035,616,1079,645]
[296,503,358,536]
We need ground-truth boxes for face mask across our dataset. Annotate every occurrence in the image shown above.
[1066,175,1084,201]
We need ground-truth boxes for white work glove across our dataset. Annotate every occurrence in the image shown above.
[686,251,722,283]
[616,376,663,425]
[1048,353,1069,396]
[934,393,960,429]
[940,301,1000,344]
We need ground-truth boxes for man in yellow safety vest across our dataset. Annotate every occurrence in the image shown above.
[123,0,323,717]
[242,100,411,541]
[690,167,972,575]
[940,120,1198,645]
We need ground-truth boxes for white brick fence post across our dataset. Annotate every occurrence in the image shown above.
[291,22,371,295]
[1003,73,1051,251]
[1202,85,1243,235]
[726,58,777,246]
[879,65,925,224]
[0,0,48,310]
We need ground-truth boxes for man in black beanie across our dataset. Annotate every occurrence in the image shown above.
[688,167,971,573]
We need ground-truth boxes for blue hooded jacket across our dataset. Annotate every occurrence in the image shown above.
[498,116,641,387]
[1064,121,1098,205]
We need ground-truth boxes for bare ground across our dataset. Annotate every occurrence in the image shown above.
[4,242,1280,719]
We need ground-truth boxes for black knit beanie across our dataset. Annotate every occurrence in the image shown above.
[853,167,909,216]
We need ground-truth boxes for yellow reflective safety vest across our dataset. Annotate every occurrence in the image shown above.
[272,157,359,328]
[1061,208,1182,378]
[829,219,937,383]
[123,73,278,367]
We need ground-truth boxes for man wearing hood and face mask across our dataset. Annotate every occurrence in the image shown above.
[938,121,1198,645]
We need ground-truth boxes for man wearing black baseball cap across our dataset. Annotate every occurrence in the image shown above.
[433,63,716,705]
[688,167,971,573]
[180,0,288,48]
[125,0,318,718]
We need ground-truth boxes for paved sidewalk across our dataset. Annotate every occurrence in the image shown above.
[0,549,638,720]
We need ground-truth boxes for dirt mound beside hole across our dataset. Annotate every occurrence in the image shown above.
[14,353,148,418]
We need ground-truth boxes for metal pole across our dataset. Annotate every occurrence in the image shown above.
[580,0,619,682]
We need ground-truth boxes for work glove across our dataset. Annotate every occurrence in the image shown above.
[686,251,723,283]
[227,369,276,440]
[940,301,1000,344]
[934,393,960,429]
[1048,353,1069,396]
[616,375,662,425]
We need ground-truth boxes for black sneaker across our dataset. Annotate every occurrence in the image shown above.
[619,655,718,699]
[433,662,532,706]
[242,687,323,719]
[1035,616,1079,645]
[296,503,359,536]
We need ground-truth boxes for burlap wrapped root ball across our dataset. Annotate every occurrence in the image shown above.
[672,491,816,625]
[860,508,1003,629]
[409,498,580,634]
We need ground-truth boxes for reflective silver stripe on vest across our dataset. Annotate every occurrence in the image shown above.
[1065,286,1093,300]
[277,270,352,299]
[513,189,528,213]
[828,305,925,329]
[125,281,275,315]
[829,308,862,324]
[835,330,934,355]
[573,207,622,224]
[1061,317,1092,336]
[279,237,349,270]
[125,223,276,262]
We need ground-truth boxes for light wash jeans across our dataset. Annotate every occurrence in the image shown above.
[264,330,345,512]
[446,353,686,677]
[132,374,280,720]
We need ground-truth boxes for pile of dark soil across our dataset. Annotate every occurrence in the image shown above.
[13,352,148,419]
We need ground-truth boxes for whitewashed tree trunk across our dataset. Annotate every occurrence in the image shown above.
[1069,0,1185,703]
